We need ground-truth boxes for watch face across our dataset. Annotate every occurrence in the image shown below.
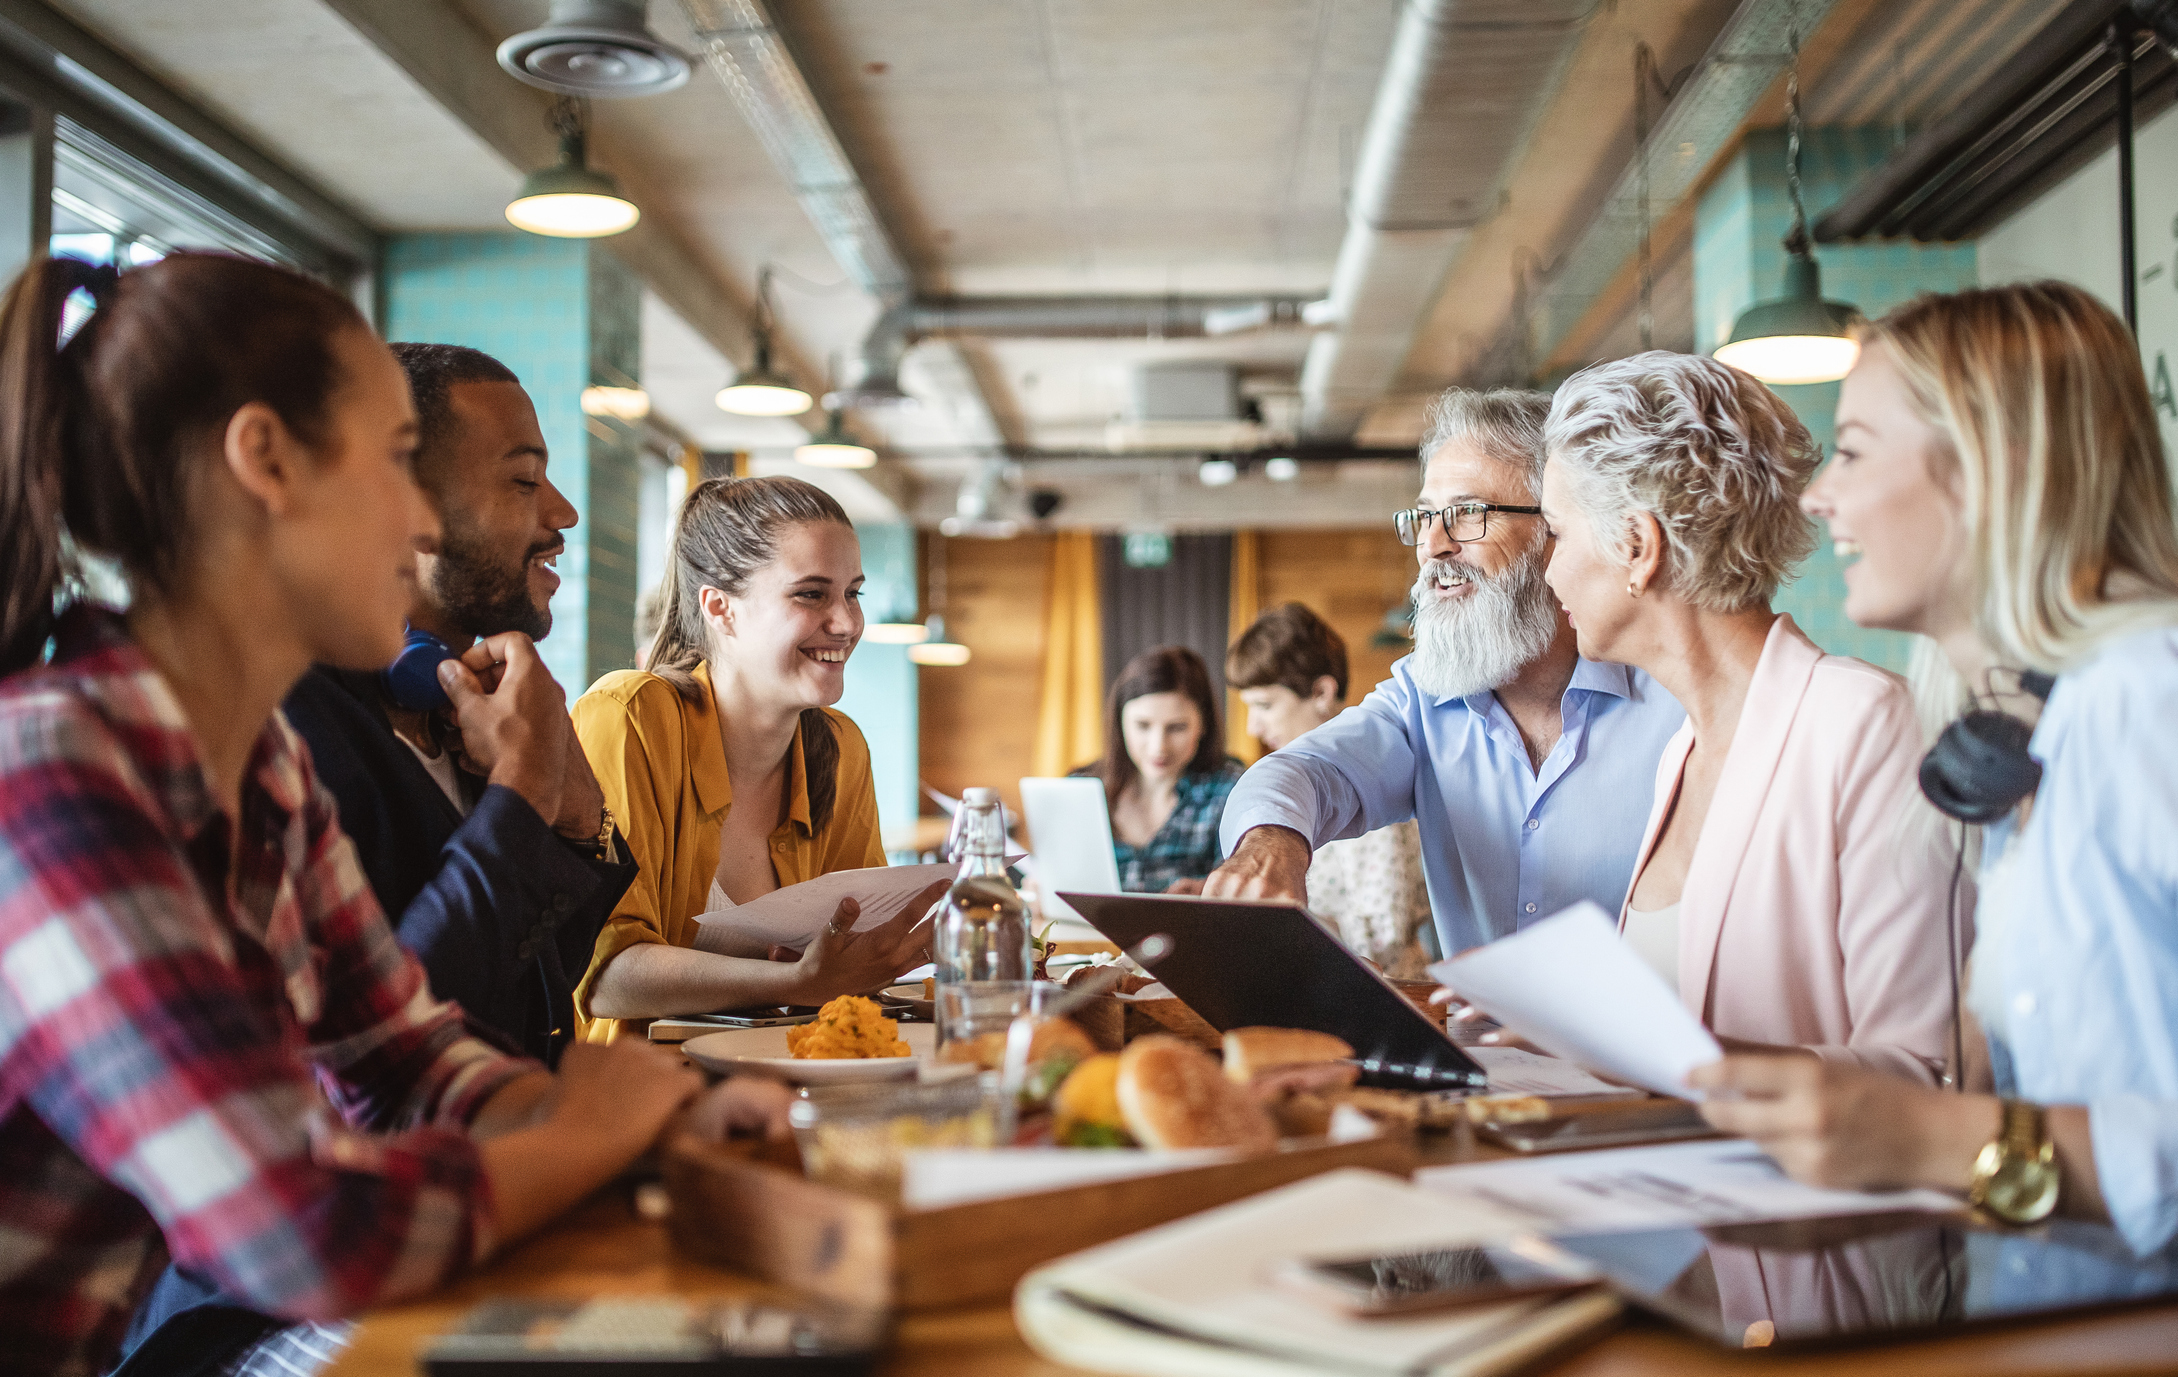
[1987,1158,2061,1223]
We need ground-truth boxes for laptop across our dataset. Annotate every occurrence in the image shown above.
[1057,892,1486,1090]
[1019,776,1123,924]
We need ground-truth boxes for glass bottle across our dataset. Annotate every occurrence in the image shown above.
[933,787,1031,1056]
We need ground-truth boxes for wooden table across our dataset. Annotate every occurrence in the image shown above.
[326,1175,2178,1377]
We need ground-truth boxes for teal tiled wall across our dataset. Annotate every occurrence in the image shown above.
[381,233,639,692]
[1694,129,1979,673]
[835,521,920,841]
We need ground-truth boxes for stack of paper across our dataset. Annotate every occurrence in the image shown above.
[689,863,955,956]
[1418,1139,1959,1235]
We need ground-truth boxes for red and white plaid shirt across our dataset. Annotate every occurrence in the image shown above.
[0,606,535,1377]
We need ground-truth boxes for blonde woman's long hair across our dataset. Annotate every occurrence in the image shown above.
[1867,281,2178,678]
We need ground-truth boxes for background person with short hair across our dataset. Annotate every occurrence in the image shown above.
[1227,602,1433,976]
[1074,645,1244,894]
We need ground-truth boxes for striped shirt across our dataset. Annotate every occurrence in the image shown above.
[0,606,533,1377]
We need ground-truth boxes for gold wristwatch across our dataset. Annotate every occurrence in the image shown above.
[1968,1099,2060,1224]
[588,805,618,865]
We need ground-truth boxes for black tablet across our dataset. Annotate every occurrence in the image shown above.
[1549,1210,2178,1350]
[1057,892,1486,1090]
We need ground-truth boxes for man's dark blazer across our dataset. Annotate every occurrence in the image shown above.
[282,664,633,1063]
[113,665,636,1376]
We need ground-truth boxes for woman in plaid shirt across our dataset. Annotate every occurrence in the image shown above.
[1074,646,1246,894]
[0,253,710,1376]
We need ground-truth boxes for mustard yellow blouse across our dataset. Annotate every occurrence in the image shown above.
[570,661,885,1043]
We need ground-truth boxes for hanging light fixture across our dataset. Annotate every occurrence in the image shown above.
[717,267,813,416]
[1713,7,1863,386]
[905,536,970,666]
[506,97,640,238]
[795,410,877,468]
[863,621,931,645]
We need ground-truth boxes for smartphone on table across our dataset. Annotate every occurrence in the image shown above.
[423,1296,885,1375]
[1475,1099,1717,1154]
[1274,1239,1601,1317]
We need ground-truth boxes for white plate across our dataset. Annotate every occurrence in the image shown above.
[681,1022,936,1084]
[881,982,935,1019]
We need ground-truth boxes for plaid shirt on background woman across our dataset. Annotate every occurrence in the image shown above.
[0,607,535,1377]
[1078,757,1246,893]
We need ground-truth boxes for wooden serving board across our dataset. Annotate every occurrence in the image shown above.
[661,1131,1417,1312]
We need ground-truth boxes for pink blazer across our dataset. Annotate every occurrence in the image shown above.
[1620,616,1960,1084]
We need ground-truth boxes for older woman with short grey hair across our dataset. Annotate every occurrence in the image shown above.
[1540,351,1958,1081]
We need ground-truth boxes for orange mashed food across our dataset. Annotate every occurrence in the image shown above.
[787,995,912,1060]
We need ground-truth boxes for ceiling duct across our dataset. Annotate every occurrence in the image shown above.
[1299,0,1594,441]
[497,1,691,97]
[1522,0,1841,373]
[833,295,1312,409]
[1814,1,2173,243]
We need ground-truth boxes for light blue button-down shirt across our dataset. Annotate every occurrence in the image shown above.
[1975,626,2178,1256]
[1219,654,1686,955]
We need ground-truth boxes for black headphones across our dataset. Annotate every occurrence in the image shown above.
[1917,670,2056,823]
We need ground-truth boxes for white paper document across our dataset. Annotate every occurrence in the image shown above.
[1470,1046,1643,1100]
[1428,902,1722,1098]
[1015,1169,1619,1376]
[690,863,954,957]
[902,1147,1231,1209]
[1417,1138,1960,1235]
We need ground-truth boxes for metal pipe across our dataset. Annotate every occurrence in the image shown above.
[2117,18,2139,334]
[835,295,1314,408]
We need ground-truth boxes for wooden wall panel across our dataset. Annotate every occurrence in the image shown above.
[914,528,1417,820]
[917,534,1051,818]
[1255,529,1418,703]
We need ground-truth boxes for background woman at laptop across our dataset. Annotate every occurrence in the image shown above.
[1538,350,1955,1082]
[1694,282,2178,1252]
[572,476,938,1042]
[1074,645,1245,894]
[1227,602,1433,976]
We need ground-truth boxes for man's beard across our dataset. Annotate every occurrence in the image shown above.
[1404,541,1560,701]
[427,516,554,642]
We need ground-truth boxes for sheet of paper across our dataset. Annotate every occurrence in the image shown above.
[1417,1138,1960,1235]
[690,863,955,957]
[1428,902,1722,1098]
[1470,1046,1643,1099]
[902,1147,1231,1209]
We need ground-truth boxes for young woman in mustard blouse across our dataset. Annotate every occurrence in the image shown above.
[572,476,934,1041]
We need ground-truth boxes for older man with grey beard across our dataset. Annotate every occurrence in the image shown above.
[1207,387,1686,956]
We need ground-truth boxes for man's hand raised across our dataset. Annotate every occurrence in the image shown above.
[1202,825,1312,903]
[438,633,570,828]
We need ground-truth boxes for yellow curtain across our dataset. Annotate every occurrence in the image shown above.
[1032,532,1105,778]
[1226,530,1262,764]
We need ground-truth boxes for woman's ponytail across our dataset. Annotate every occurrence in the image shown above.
[0,257,104,675]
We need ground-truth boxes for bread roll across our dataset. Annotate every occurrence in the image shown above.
[1117,1036,1276,1152]
[1222,1026,1354,1084]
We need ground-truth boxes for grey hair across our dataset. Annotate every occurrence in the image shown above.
[1544,350,1820,612]
[1419,387,1552,500]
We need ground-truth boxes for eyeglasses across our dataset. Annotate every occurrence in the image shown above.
[1394,502,1543,546]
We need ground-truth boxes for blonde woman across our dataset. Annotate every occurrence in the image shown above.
[1539,351,1956,1078]
[1693,282,2178,1253]
[573,477,936,1042]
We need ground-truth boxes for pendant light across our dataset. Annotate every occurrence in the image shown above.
[506,97,640,238]
[1713,7,1863,385]
[795,410,876,468]
[716,267,813,416]
[905,536,970,666]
